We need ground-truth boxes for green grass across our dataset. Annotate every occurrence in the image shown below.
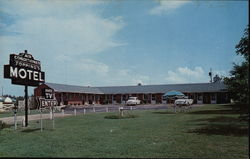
[0,104,248,158]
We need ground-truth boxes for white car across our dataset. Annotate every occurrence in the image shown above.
[175,99,193,106]
[126,97,140,105]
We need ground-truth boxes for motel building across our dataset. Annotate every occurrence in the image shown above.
[34,82,229,106]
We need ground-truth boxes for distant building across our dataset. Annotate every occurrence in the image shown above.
[0,96,4,111]
[34,82,229,106]
[18,97,36,109]
[0,96,14,111]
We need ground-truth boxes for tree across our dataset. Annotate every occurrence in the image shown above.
[224,25,249,114]
[213,74,223,83]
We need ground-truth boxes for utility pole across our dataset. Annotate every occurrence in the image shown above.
[209,68,213,83]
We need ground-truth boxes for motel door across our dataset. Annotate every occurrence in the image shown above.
[203,93,211,104]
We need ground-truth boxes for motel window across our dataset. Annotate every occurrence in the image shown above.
[211,94,216,100]
[198,94,203,100]
[113,95,116,100]
[122,95,126,100]
[152,94,156,100]
[144,94,148,100]
[190,95,194,99]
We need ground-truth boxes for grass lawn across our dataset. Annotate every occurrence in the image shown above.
[0,104,248,158]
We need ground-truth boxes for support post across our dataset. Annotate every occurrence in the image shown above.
[84,108,86,115]
[40,108,43,132]
[106,107,108,112]
[74,108,76,116]
[52,106,55,130]
[25,85,28,127]
[14,110,17,130]
[50,107,53,119]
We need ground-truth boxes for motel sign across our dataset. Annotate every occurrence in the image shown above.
[3,50,45,127]
[4,50,45,86]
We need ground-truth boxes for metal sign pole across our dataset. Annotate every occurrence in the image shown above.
[14,110,17,130]
[40,107,43,132]
[25,84,28,127]
[52,106,55,130]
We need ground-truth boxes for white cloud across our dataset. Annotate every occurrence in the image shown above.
[1,15,125,56]
[150,0,190,15]
[0,0,103,18]
[0,0,126,57]
[117,69,131,76]
[75,58,109,75]
[0,0,128,95]
[178,66,204,78]
[100,69,150,86]
[165,66,207,83]
[165,66,228,84]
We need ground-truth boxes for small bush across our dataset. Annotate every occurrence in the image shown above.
[0,120,11,130]
[105,114,138,119]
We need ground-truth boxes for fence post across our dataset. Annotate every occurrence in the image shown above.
[84,108,86,115]
[14,111,17,130]
[50,107,53,119]
[106,107,108,112]
[93,107,95,113]
[62,109,64,116]
[74,108,77,116]
[130,106,132,111]
[40,108,43,132]
[22,117,25,127]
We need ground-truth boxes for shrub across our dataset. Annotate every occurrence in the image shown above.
[105,114,138,119]
[0,120,11,130]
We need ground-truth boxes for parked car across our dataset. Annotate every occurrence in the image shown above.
[126,97,140,106]
[174,98,193,106]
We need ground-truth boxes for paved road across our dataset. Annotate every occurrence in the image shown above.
[0,104,203,125]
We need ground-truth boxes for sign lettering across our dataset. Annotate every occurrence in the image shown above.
[4,50,45,86]
[5,65,45,82]
[38,98,58,108]
[42,88,54,99]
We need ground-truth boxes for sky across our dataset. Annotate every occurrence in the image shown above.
[0,0,248,96]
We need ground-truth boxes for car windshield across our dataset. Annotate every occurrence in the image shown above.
[128,97,136,100]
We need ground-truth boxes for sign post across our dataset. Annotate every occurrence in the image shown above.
[13,106,17,130]
[38,90,57,131]
[25,85,28,126]
[40,107,43,132]
[4,50,45,127]
[52,105,55,130]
